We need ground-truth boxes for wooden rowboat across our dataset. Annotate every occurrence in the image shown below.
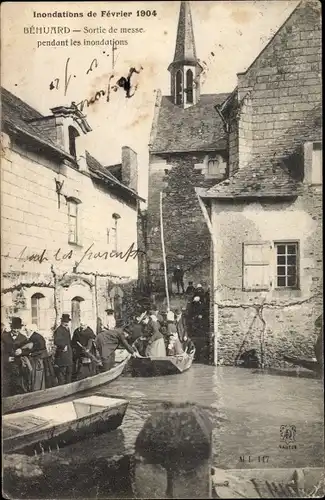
[130,350,195,377]
[3,350,131,415]
[212,467,324,498]
[3,395,128,455]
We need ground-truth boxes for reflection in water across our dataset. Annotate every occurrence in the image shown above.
[94,365,324,470]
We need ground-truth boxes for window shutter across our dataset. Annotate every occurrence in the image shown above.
[243,242,271,291]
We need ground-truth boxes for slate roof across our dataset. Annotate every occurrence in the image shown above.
[202,104,322,199]
[86,153,144,202]
[150,93,230,154]
[171,1,197,66]
[1,87,70,159]
[1,87,143,202]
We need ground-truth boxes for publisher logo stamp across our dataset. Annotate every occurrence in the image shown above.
[279,425,297,449]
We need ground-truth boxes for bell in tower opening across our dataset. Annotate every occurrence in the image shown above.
[168,1,203,108]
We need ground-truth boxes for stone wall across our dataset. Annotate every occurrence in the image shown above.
[147,152,224,290]
[211,186,322,367]
[230,0,321,168]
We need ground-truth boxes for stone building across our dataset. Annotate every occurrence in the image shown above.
[147,0,229,293]
[1,87,145,343]
[198,0,322,366]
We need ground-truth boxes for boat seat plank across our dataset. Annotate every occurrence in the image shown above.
[3,415,50,439]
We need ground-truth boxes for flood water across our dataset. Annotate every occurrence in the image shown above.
[6,365,323,499]
[79,364,324,470]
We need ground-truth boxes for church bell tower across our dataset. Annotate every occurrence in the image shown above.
[168,1,203,108]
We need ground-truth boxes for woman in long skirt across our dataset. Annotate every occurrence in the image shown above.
[15,324,55,391]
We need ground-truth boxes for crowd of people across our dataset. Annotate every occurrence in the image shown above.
[1,287,209,397]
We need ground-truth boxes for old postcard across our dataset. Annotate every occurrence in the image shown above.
[1,0,323,498]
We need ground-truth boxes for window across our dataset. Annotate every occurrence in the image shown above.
[275,242,299,288]
[71,296,84,333]
[186,69,193,104]
[311,142,322,185]
[68,200,79,244]
[107,213,120,251]
[68,126,80,159]
[243,242,271,291]
[175,70,183,105]
[31,293,45,328]
[242,241,300,291]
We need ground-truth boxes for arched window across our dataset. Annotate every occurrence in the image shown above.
[68,126,80,159]
[186,69,194,104]
[31,293,45,328]
[175,70,183,105]
[71,296,85,333]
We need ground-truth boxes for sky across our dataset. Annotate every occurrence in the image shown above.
[1,1,299,200]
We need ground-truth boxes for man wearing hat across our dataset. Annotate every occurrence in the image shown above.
[1,317,28,396]
[53,314,73,385]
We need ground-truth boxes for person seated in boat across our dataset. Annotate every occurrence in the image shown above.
[71,322,98,380]
[18,323,57,391]
[166,311,184,356]
[95,318,137,371]
[1,316,28,396]
[140,313,166,358]
[125,314,143,344]
[132,312,150,357]
[182,335,195,355]
[150,305,164,329]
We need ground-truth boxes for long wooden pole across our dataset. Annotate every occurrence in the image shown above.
[160,192,170,310]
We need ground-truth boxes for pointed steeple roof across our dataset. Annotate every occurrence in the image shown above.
[169,1,198,68]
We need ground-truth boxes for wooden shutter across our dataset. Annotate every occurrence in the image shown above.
[243,242,271,291]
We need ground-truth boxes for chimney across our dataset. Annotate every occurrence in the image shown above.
[121,146,138,192]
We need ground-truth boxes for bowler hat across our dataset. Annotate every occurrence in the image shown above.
[61,313,71,322]
[11,317,22,329]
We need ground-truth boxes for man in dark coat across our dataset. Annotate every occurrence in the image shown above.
[96,324,136,371]
[173,265,185,294]
[53,314,73,385]
[185,281,195,296]
[1,317,28,396]
[71,322,97,380]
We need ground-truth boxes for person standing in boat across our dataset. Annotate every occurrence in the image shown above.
[174,308,187,342]
[150,305,164,329]
[53,314,73,385]
[96,319,137,371]
[71,322,98,380]
[142,313,167,358]
[166,311,184,356]
[1,317,28,396]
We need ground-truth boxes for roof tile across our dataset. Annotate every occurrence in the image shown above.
[150,93,230,154]
[204,104,322,199]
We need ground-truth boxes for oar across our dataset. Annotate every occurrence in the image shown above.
[76,341,102,366]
